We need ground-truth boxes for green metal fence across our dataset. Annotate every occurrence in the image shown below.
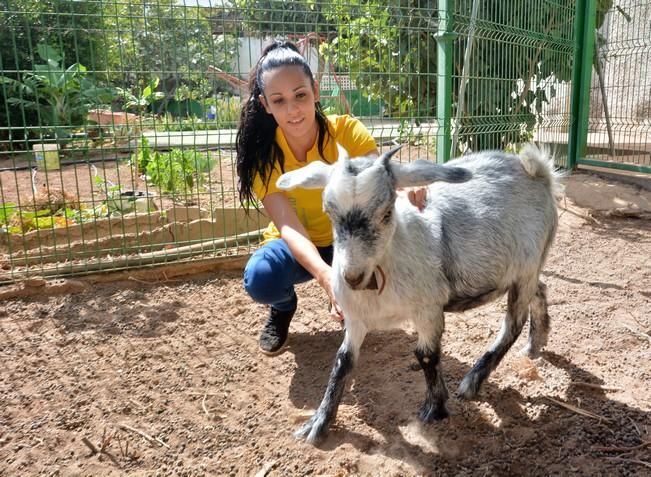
[1,0,649,284]
[574,0,651,173]
[449,0,576,165]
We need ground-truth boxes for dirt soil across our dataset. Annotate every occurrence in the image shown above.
[1,170,651,476]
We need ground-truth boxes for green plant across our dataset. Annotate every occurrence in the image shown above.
[118,77,166,115]
[132,138,216,198]
[207,95,241,127]
[145,149,215,197]
[133,136,155,172]
[147,149,194,196]
[174,82,212,103]
[320,98,349,116]
[0,201,82,234]
[0,1,112,148]
[0,43,115,141]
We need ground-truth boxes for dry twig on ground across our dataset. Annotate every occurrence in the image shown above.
[202,393,212,419]
[118,423,170,449]
[570,381,624,392]
[593,440,651,453]
[544,396,612,423]
[606,457,651,469]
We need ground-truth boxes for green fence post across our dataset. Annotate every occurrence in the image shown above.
[568,0,597,169]
[436,0,455,164]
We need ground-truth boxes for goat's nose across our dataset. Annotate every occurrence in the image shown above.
[344,272,365,289]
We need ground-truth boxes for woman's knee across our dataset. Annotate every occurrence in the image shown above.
[243,260,274,303]
[243,244,291,304]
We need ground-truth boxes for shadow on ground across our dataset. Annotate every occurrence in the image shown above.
[285,329,651,475]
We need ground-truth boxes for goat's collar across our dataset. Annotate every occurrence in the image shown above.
[364,265,386,295]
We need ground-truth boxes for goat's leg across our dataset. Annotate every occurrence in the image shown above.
[520,281,551,358]
[414,311,449,421]
[457,280,535,400]
[294,320,367,444]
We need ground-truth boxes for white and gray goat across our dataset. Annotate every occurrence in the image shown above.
[277,144,561,444]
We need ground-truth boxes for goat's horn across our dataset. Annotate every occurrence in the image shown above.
[379,145,403,167]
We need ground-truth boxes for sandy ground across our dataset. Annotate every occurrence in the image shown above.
[1,169,650,476]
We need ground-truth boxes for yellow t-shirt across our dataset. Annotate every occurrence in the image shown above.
[252,114,377,246]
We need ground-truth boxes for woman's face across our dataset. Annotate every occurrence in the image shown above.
[259,65,319,144]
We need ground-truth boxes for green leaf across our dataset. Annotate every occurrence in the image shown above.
[37,43,63,64]
[66,63,87,74]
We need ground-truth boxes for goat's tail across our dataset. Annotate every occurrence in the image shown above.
[518,143,565,199]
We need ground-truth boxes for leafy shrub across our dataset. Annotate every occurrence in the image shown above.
[117,77,166,115]
[156,95,241,131]
[0,44,115,141]
[133,137,216,199]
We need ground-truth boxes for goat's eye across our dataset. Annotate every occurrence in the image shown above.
[382,210,392,223]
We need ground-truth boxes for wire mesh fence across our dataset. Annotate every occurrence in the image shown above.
[1,0,649,283]
[581,0,651,172]
[452,0,576,166]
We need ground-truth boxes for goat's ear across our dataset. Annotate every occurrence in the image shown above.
[276,160,333,190]
[392,159,472,188]
[337,144,350,163]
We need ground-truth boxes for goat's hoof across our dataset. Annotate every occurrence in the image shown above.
[294,414,328,445]
[456,376,480,400]
[519,344,541,359]
[418,402,449,423]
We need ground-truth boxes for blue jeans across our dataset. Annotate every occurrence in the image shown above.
[243,239,333,312]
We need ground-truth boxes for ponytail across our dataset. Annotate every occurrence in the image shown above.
[236,40,332,209]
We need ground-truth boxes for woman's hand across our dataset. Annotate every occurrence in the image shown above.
[315,265,344,321]
[408,187,427,211]
[399,187,428,211]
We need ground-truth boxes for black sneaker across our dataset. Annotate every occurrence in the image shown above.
[258,306,296,355]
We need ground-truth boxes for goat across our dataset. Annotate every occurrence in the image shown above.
[276,144,561,444]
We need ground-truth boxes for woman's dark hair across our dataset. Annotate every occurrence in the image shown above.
[236,40,331,208]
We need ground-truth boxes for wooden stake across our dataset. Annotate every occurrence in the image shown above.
[81,437,99,455]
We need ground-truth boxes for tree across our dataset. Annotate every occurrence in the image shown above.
[232,0,336,36]
[100,1,235,91]
[321,1,436,119]
[0,0,238,148]
[0,0,109,148]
